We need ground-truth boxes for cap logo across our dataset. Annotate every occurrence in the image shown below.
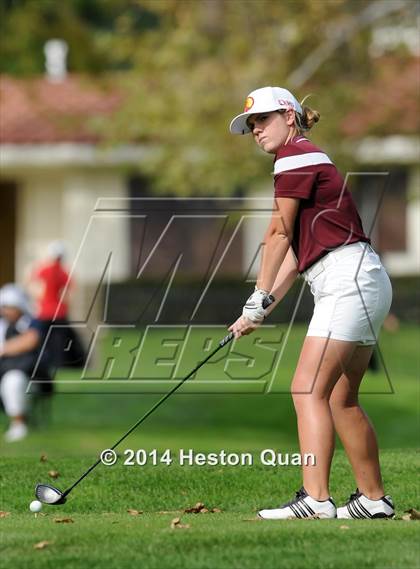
[278,98,293,109]
[244,96,254,112]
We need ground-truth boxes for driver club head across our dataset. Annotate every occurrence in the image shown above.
[35,483,67,505]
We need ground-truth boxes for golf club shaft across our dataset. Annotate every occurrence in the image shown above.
[61,331,234,498]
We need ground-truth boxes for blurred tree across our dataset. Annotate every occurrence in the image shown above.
[0,0,415,195]
[97,0,414,195]
[0,0,158,74]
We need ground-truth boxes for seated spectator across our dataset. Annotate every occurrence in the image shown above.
[0,284,45,442]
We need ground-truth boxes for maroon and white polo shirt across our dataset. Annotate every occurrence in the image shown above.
[273,136,370,273]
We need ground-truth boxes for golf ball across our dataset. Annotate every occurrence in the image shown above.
[29,500,43,513]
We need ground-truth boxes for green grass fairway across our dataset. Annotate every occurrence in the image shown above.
[1,452,419,569]
[1,325,419,568]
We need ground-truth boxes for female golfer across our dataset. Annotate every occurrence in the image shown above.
[228,86,394,519]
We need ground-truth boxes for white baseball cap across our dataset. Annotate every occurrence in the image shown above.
[47,240,66,260]
[0,284,30,313]
[229,86,303,135]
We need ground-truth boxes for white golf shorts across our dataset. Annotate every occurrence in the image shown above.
[303,241,392,346]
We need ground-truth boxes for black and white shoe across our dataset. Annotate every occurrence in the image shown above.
[258,487,337,520]
[337,489,395,519]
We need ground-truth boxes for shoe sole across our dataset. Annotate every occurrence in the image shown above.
[337,513,395,520]
[257,512,336,520]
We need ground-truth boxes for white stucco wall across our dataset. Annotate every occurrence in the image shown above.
[1,151,133,320]
[15,170,64,273]
[242,188,274,281]
[0,142,150,289]
[13,168,130,287]
[383,166,420,276]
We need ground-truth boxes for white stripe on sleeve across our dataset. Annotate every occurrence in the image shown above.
[273,152,333,174]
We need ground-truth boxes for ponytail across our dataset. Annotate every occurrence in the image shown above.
[295,95,320,133]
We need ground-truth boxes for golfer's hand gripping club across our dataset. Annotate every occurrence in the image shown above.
[242,288,275,323]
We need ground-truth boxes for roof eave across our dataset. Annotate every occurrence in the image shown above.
[344,135,419,164]
[0,142,156,169]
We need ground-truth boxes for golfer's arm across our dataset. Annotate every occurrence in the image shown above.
[265,247,298,316]
[256,197,299,292]
[0,329,39,357]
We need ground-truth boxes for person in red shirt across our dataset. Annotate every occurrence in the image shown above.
[29,242,85,369]
[228,87,394,520]
[34,241,70,321]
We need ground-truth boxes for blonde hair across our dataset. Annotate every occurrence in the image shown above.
[295,95,320,133]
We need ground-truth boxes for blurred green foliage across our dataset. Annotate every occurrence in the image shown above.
[0,0,158,74]
[0,0,415,195]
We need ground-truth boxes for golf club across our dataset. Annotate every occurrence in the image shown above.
[35,330,236,505]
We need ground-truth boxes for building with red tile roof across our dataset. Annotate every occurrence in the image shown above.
[0,75,120,144]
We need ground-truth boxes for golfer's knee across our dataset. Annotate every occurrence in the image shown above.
[291,392,307,415]
[329,393,359,414]
[291,376,329,411]
[0,369,29,417]
[291,388,319,415]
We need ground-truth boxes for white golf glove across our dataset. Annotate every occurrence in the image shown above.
[242,288,275,323]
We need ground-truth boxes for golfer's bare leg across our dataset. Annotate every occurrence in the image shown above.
[291,336,357,500]
[329,345,384,499]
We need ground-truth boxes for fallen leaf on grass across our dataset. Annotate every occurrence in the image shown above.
[340,525,350,530]
[170,517,190,530]
[184,502,222,514]
[185,502,205,513]
[40,454,48,462]
[48,470,59,479]
[157,510,180,515]
[127,509,143,516]
[34,541,52,550]
[0,511,10,518]
[403,508,420,521]
[53,517,74,524]
[171,516,180,527]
